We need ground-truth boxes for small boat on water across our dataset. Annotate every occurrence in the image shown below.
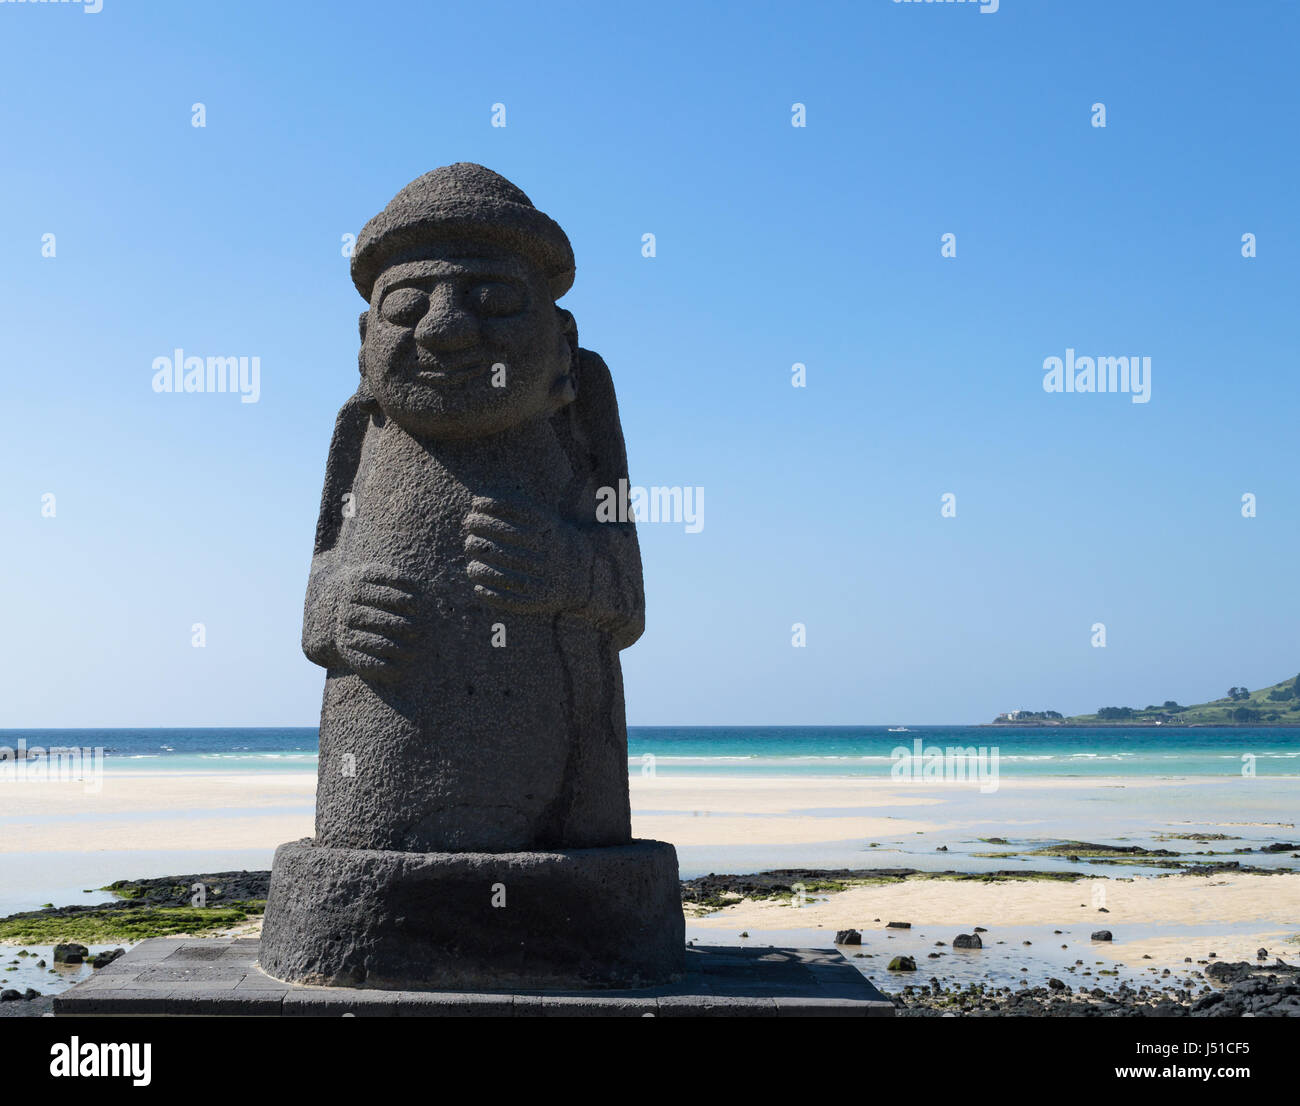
[887,726,910,733]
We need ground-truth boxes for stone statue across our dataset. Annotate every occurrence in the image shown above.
[260,164,684,990]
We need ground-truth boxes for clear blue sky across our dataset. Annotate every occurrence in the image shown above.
[2,1,1297,726]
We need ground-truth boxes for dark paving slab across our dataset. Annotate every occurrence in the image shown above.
[54,939,893,1017]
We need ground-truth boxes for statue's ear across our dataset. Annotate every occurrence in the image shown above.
[556,307,579,394]
[357,310,370,378]
[354,310,379,411]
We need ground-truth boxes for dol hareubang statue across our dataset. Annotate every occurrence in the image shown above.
[259,164,684,989]
[309,163,642,853]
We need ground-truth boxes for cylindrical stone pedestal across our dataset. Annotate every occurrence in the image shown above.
[259,837,685,990]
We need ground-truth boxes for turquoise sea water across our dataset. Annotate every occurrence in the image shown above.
[1,725,1297,778]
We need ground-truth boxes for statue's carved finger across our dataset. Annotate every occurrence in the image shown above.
[343,606,418,641]
[466,559,546,596]
[339,627,407,660]
[470,583,548,614]
[463,534,544,571]
[352,582,419,614]
[469,495,542,526]
[354,565,422,593]
[462,511,547,549]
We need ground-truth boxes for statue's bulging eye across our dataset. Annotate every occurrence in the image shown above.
[380,287,429,326]
[469,281,525,318]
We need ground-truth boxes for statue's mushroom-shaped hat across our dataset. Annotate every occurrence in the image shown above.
[351,163,575,302]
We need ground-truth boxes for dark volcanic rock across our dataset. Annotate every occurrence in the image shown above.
[835,929,862,945]
[887,960,1300,1017]
[953,933,982,949]
[1205,961,1264,985]
[52,943,88,964]
[0,872,273,936]
[91,947,125,969]
[1091,930,1113,941]
[681,868,1083,906]
[105,870,270,907]
[887,921,912,929]
[680,869,921,906]
[888,956,917,972]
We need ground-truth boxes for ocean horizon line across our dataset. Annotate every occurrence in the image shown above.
[0,722,1013,732]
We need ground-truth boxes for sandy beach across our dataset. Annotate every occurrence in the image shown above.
[3,759,1297,1017]
[1,768,1253,852]
[4,770,1296,974]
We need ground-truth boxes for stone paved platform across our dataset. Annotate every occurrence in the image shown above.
[53,938,894,1016]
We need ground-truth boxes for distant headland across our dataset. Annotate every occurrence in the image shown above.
[990,673,1300,726]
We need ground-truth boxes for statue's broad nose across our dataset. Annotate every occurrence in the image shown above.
[414,285,477,352]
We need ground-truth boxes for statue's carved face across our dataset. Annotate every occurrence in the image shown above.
[364,244,574,438]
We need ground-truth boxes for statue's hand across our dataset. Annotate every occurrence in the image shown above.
[463,495,591,615]
[334,563,421,681]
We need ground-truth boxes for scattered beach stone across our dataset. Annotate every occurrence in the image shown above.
[1048,978,1065,990]
[888,956,917,972]
[953,934,982,950]
[886,921,911,929]
[974,926,987,933]
[52,943,88,964]
[0,990,19,1002]
[1097,907,1109,912]
[1258,948,1269,960]
[835,929,862,945]
[91,948,125,970]
[1091,931,1113,941]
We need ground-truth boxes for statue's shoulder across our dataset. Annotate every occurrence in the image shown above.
[577,347,620,409]
[570,349,629,479]
[578,346,611,381]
